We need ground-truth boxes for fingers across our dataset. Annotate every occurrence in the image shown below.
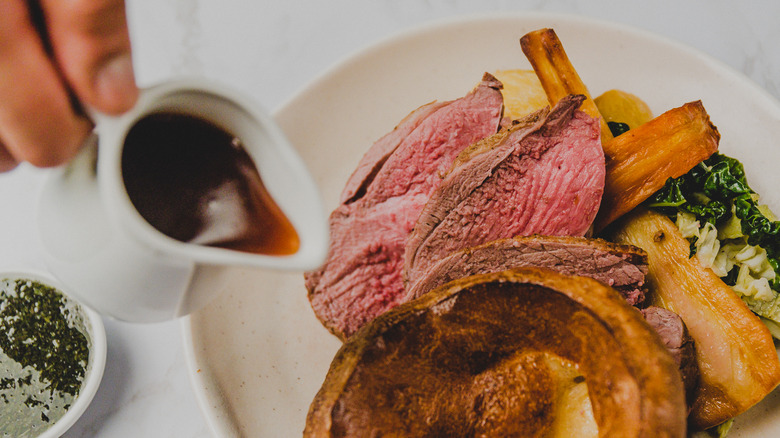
[0,0,137,170]
[0,143,20,173]
[0,0,93,168]
[42,0,138,115]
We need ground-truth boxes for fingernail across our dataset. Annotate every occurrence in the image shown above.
[95,53,138,113]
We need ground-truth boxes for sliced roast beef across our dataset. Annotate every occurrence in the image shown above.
[305,75,504,339]
[405,235,648,305]
[404,94,605,287]
[641,306,699,407]
[339,100,449,205]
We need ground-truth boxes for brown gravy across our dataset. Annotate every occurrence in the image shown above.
[121,112,300,255]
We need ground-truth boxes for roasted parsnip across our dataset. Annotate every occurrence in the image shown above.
[594,101,720,231]
[520,28,613,144]
[608,209,780,430]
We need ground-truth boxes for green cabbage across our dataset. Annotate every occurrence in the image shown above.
[646,153,780,325]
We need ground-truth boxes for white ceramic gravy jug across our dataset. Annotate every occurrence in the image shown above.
[37,80,329,322]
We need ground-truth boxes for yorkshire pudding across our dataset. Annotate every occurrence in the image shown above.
[304,268,686,437]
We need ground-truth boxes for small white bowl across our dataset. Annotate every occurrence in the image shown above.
[0,270,107,438]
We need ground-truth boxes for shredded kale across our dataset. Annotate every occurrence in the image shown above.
[771,259,780,291]
[689,236,699,256]
[646,177,687,210]
[607,121,631,137]
[723,266,740,286]
[694,154,752,200]
[647,155,749,225]
[734,194,780,259]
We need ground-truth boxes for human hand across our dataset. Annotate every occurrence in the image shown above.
[0,0,138,171]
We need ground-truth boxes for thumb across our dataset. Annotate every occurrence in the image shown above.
[41,0,138,115]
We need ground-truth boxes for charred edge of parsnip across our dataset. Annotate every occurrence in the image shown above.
[594,101,720,232]
[520,28,613,144]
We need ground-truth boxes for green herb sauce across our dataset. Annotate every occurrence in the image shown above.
[0,279,90,437]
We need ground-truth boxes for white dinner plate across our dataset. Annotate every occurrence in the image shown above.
[182,12,780,437]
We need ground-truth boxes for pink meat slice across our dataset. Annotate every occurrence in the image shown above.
[340,100,449,205]
[404,94,605,286]
[305,74,504,339]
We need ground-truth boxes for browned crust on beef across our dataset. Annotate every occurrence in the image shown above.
[405,235,649,305]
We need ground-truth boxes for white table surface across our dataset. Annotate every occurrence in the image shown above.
[2,0,779,436]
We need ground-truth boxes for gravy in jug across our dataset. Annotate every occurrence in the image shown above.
[121,112,300,256]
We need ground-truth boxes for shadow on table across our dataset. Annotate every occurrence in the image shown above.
[62,318,132,437]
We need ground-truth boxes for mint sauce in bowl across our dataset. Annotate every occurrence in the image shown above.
[0,272,106,437]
